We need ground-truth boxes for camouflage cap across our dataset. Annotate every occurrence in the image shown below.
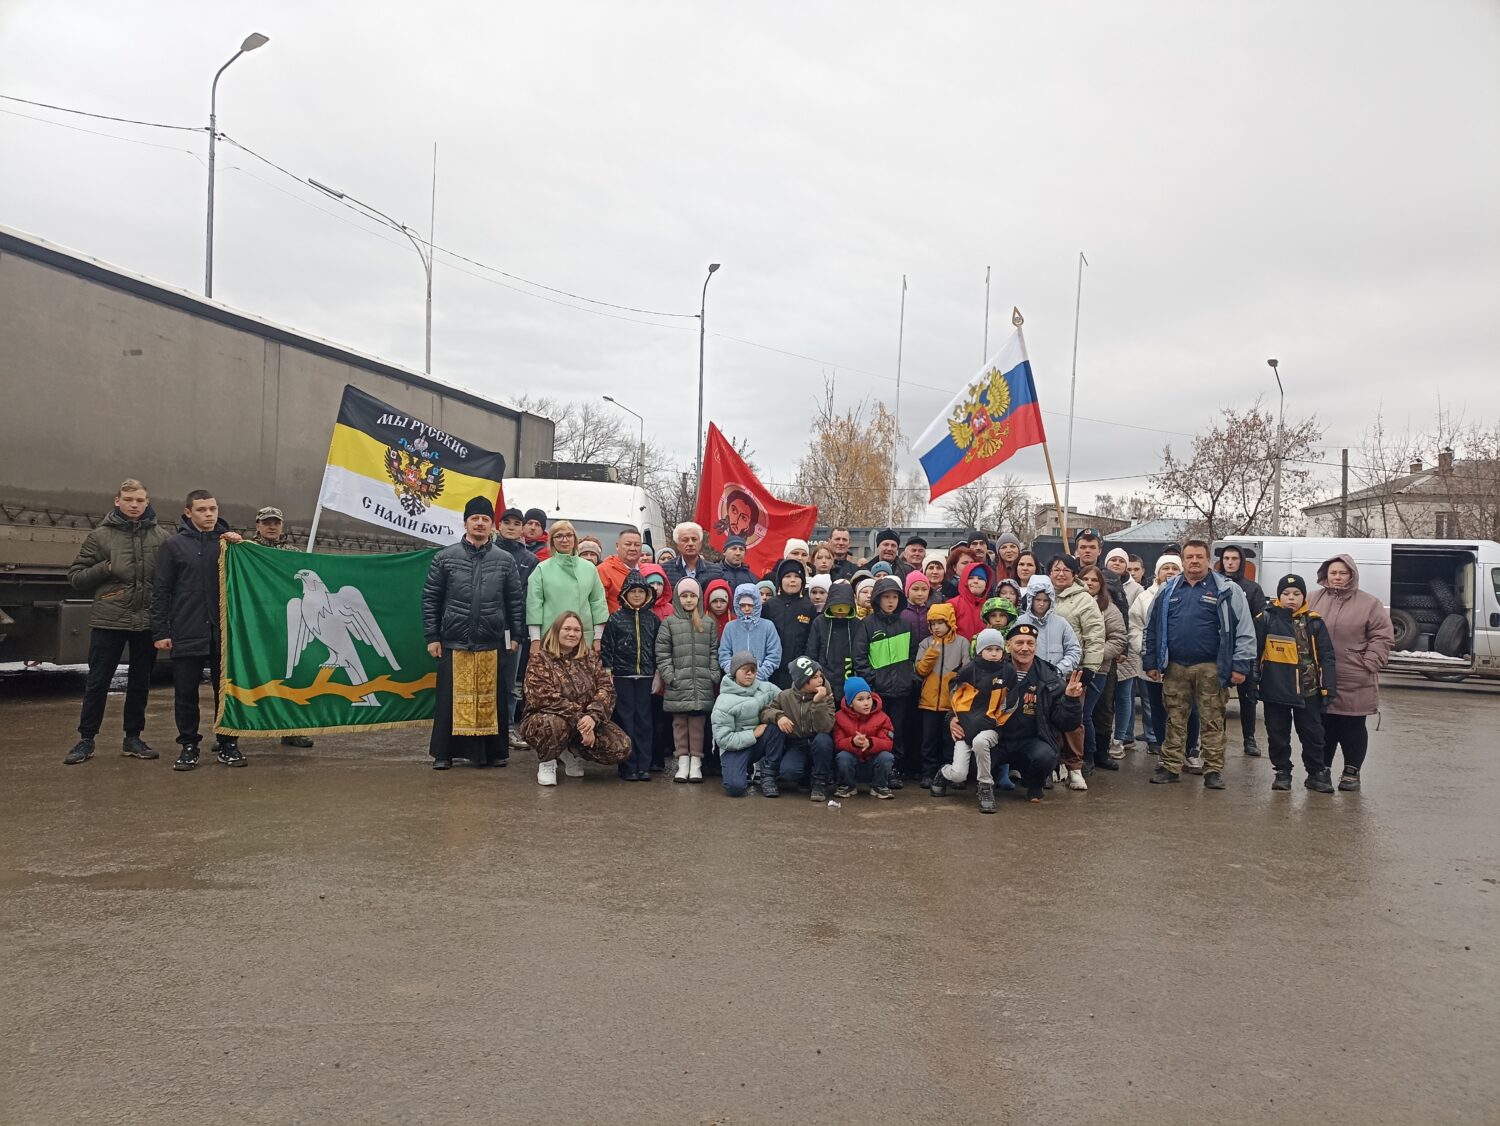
[256,506,284,522]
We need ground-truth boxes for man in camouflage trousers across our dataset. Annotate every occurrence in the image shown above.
[249,505,315,749]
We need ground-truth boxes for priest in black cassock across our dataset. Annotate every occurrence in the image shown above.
[422,496,526,769]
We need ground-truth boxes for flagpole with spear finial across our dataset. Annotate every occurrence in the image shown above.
[1014,306,1070,546]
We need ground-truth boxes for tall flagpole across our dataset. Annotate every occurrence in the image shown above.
[887,275,907,527]
[983,265,991,361]
[1017,306,1069,545]
[1062,251,1088,540]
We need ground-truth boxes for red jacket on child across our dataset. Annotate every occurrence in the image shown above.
[833,695,895,763]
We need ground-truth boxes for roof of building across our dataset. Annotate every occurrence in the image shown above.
[1303,459,1494,515]
[1109,517,1194,542]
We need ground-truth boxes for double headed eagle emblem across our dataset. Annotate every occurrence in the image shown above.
[385,436,445,516]
[947,366,1012,462]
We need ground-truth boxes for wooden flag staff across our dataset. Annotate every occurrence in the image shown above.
[1013,306,1070,546]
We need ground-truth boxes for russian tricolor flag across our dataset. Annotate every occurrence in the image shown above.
[914,327,1047,502]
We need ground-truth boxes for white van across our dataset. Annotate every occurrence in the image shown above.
[1211,537,1500,682]
[502,477,667,558]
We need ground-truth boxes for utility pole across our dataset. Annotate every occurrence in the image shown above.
[1340,448,1349,536]
[1268,358,1284,535]
[695,263,722,488]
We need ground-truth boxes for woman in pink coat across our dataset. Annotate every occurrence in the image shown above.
[1307,554,1394,792]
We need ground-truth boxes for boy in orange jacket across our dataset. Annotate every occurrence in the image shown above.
[915,603,969,793]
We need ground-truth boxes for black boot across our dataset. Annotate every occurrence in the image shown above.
[929,775,948,797]
[121,735,158,759]
[64,738,95,765]
[977,782,996,814]
[1271,771,1292,791]
[1093,755,1119,772]
[1305,768,1335,793]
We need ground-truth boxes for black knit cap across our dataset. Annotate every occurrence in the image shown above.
[523,507,547,525]
[875,527,900,546]
[1277,574,1308,597]
[464,496,495,520]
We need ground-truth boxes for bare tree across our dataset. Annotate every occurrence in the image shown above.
[1357,408,1500,539]
[942,474,1038,537]
[785,377,921,526]
[1094,491,1166,526]
[1152,399,1323,540]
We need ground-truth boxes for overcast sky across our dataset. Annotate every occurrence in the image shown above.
[3,1,1497,518]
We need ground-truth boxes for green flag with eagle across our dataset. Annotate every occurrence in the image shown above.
[217,543,439,735]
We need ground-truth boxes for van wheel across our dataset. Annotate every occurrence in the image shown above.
[1433,613,1470,658]
[1389,608,1419,650]
[1429,578,1461,615]
[1421,671,1469,684]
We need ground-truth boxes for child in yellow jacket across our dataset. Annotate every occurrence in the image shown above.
[915,603,969,791]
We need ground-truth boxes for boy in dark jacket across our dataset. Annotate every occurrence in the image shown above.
[601,571,661,781]
[832,677,896,798]
[763,558,815,689]
[1258,575,1338,793]
[806,579,860,702]
[759,655,837,800]
[151,490,245,770]
[853,575,916,786]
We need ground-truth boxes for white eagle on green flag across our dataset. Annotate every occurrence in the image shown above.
[287,569,400,707]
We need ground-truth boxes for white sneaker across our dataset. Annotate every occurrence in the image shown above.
[537,760,558,786]
[674,756,691,782]
[687,757,703,783]
[509,728,528,750]
[560,749,585,778]
[1185,754,1204,774]
[1108,740,1127,759]
[1067,768,1088,791]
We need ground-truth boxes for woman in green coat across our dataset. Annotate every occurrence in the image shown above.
[526,519,609,650]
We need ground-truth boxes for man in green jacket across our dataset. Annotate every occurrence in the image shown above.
[64,479,172,764]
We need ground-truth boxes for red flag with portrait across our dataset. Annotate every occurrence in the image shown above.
[695,423,818,578]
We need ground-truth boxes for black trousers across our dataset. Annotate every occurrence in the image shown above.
[172,648,233,749]
[994,736,1060,790]
[1092,667,1117,759]
[882,694,915,776]
[613,676,654,776]
[1323,712,1369,772]
[1264,697,1325,775]
[1236,675,1259,741]
[920,709,953,777]
[78,628,155,739]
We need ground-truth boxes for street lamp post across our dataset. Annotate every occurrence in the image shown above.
[205,32,269,298]
[602,395,645,486]
[1268,358,1285,535]
[695,263,722,488]
[310,179,435,373]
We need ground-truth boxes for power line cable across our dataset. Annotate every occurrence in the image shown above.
[0,92,204,131]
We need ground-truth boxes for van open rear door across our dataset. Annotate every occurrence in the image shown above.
[1388,542,1477,675]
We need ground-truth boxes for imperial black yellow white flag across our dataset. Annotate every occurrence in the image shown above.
[314,385,506,544]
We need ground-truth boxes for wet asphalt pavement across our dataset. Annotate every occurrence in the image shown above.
[2,673,1497,1125]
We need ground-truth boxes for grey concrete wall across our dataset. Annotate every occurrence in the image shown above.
[0,236,553,560]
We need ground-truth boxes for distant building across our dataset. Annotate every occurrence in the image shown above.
[1031,507,1131,540]
[1302,449,1500,539]
[1109,517,1194,544]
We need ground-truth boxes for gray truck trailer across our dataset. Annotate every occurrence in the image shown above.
[0,226,554,663]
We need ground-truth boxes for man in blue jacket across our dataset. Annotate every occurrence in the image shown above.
[1143,538,1256,790]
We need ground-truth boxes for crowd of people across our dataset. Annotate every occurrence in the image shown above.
[62,481,1397,813]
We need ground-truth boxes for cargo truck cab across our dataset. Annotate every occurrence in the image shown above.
[1215,537,1500,682]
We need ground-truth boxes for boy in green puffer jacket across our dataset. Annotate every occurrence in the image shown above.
[64,479,172,765]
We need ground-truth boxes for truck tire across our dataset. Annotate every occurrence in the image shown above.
[1412,609,1445,629]
[1398,593,1440,611]
[1429,578,1461,615]
[1422,671,1470,684]
[1389,608,1419,650]
[1434,613,1470,658]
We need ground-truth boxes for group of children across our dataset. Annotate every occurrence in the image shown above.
[594,532,1341,810]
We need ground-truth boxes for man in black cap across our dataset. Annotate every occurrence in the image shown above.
[521,507,550,560]
[898,535,927,580]
[719,534,756,590]
[422,496,526,769]
[873,528,900,569]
